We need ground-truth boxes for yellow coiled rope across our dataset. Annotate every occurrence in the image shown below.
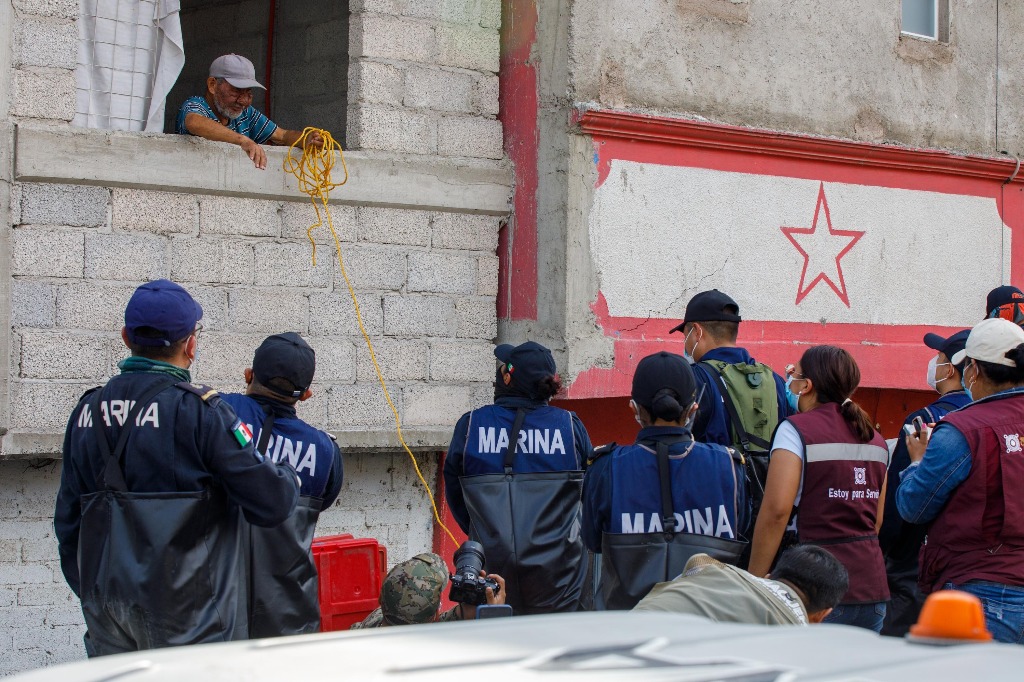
[284,127,458,544]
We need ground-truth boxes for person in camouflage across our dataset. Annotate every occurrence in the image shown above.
[351,553,505,628]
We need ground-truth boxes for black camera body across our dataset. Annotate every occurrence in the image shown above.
[448,540,499,606]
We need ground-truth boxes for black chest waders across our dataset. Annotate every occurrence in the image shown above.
[599,439,747,611]
[78,379,245,656]
[459,408,588,614]
[245,410,323,638]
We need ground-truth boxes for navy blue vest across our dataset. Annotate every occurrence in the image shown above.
[460,404,579,474]
[222,395,335,498]
[608,440,744,540]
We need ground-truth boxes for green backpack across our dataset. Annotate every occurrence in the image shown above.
[700,359,780,541]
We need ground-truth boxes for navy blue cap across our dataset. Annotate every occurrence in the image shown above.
[124,279,203,347]
[632,351,696,409]
[987,285,1024,315]
[923,329,970,364]
[670,289,741,333]
[253,332,316,398]
[494,341,557,398]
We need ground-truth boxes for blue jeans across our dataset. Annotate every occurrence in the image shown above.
[824,601,886,633]
[945,581,1024,644]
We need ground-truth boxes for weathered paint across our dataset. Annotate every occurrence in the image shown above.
[568,110,1024,399]
[497,0,539,320]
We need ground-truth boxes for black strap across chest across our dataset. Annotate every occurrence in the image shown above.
[91,379,177,492]
[503,408,529,475]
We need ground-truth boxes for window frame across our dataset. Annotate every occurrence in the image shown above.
[900,0,948,43]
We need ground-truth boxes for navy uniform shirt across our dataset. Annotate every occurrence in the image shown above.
[221,393,343,505]
[55,365,299,596]
[582,426,748,552]
[691,347,790,447]
[444,396,593,533]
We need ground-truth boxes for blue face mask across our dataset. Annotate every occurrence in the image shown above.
[785,376,802,413]
[961,361,976,401]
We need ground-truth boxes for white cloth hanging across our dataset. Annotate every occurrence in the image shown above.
[74,0,185,132]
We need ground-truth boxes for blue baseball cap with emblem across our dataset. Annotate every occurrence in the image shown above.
[124,279,203,347]
[494,341,557,398]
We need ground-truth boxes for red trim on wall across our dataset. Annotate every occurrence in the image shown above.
[581,110,1024,192]
[554,389,935,445]
[569,110,1024,399]
[497,0,539,320]
[568,293,968,399]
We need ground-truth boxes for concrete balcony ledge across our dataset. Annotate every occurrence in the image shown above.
[0,427,451,460]
[13,124,511,215]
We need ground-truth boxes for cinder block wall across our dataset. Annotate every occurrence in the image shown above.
[348,0,501,158]
[8,183,499,435]
[0,453,436,673]
[1,0,505,673]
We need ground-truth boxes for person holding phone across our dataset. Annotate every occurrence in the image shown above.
[877,330,971,636]
[898,318,1024,644]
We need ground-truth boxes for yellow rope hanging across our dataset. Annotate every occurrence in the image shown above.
[284,127,458,544]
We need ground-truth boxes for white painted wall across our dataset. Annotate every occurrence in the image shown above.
[588,162,1009,327]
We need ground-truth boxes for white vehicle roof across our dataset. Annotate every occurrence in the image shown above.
[11,612,1023,681]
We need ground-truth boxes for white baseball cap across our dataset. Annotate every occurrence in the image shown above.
[952,318,1024,367]
[209,54,265,90]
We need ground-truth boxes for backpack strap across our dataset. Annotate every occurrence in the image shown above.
[701,361,771,452]
[93,379,177,492]
[503,408,528,475]
[656,440,677,535]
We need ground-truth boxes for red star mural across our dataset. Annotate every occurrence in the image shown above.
[781,182,865,307]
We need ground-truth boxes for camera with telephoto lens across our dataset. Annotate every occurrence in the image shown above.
[448,540,500,606]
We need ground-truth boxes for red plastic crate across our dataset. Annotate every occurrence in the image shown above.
[312,534,387,632]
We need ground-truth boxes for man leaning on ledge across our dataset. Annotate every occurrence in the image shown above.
[175,54,323,170]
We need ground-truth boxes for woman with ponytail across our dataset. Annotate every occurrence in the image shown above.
[582,351,748,610]
[897,319,1024,644]
[749,345,890,632]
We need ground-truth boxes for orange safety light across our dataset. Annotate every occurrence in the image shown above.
[909,590,993,643]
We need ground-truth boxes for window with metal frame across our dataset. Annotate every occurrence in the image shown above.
[901,0,949,42]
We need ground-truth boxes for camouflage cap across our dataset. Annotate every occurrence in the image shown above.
[380,552,449,625]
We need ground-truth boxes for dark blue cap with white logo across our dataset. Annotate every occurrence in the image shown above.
[124,279,203,347]
[494,341,557,398]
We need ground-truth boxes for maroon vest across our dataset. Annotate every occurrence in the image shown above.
[918,391,1024,593]
[788,403,890,603]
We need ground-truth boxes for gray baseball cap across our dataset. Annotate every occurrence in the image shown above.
[209,54,265,90]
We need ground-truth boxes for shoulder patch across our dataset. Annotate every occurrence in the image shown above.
[78,385,102,403]
[588,442,618,466]
[175,382,220,405]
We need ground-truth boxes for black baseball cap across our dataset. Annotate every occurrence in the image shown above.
[253,332,316,398]
[494,341,557,397]
[632,351,696,409]
[987,285,1024,314]
[923,330,970,365]
[124,279,203,347]
[669,289,742,334]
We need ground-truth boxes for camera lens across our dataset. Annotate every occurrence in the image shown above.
[454,540,486,577]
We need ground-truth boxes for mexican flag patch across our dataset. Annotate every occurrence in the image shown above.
[232,420,254,448]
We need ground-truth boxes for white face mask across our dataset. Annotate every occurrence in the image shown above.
[926,355,952,392]
[629,400,643,426]
[683,326,702,364]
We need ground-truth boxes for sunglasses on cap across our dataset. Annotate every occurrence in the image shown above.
[988,302,1024,327]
